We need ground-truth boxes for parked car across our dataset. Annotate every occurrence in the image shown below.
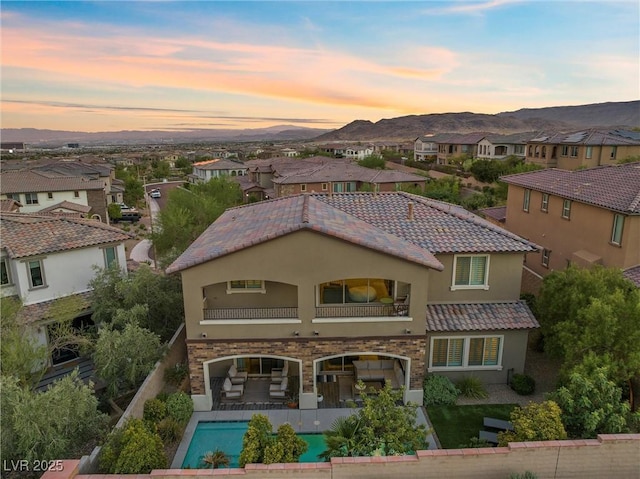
[113,210,141,223]
[150,189,161,199]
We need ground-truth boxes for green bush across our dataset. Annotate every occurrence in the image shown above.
[157,417,182,444]
[99,419,167,473]
[166,391,193,424]
[423,375,459,405]
[155,391,169,403]
[164,362,189,386]
[509,472,538,479]
[510,373,536,396]
[143,398,167,424]
[456,376,488,399]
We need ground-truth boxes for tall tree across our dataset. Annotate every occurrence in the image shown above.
[537,266,640,409]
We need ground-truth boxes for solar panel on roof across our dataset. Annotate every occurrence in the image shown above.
[530,136,548,142]
[563,132,588,143]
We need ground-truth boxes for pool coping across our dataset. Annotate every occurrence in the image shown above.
[172,407,436,468]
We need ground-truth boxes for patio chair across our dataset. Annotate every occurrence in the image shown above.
[228,364,248,385]
[222,377,244,399]
[269,376,288,399]
[271,362,289,383]
[395,294,410,316]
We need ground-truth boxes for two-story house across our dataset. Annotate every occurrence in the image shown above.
[435,132,488,165]
[167,192,538,411]
[0,170,108,222]
[414,136,439,161]
[525,129,640,169]
[500,162,640,291]
[0,212,130,370]
[188,159,248,184]
[476,133,532,160]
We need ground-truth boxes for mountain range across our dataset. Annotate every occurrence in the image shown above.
[2,100,638,146]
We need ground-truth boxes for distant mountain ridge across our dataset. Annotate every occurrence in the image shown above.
[3,101,638,145]
[315,101,640,142]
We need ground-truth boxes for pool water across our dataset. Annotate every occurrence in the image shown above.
[181,421,326,468]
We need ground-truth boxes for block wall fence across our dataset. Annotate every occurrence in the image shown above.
[44,434,640,479]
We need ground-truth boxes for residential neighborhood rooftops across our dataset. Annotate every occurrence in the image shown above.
[0,170,106,194]
[500,162,640,214]
[167,192,537,274]
[527,129,640,146]
[426,301,539,332]
[0,213,132,259]
[192,158,246,170]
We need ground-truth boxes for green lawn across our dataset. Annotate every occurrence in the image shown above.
[426,404,518,449]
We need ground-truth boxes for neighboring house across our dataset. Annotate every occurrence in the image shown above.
[0,198,22,213]
[0,170,107,221]
[344,145,374,160]
[0,212,130,369]
[476,133,532,160]
[524,129,640,169]
[166,192,538,411]
[500,162,640,290]
[414,136,438,161]
[189,159,248,184]
[280,148,298,158]
[435,132,488,165]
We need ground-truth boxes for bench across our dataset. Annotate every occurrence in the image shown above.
[479,430,499,444]
[483,417,514,431]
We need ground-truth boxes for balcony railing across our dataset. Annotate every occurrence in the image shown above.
[315,304,396,318]
[203,307,298,320]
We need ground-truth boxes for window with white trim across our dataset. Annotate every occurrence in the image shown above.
[570,146,578,157]
[561,145,569,156]
[47,192,54,199]
[321,183,328,191]
[610,146,617,160]
[300,184,307,192]
[523,189,530,212]
[541,249,551,268]
[611,214,624,245]
[74,191,80,198]
[541,193,549,212]
[103,246,118,268]
[227,280,265,293]
[27,259,46,288]
[430,336,503,370]
[562,199,571,219]
[1,258,11,286]
[585,146,592,159]
[25,193,39,205]
[452,255,489,290]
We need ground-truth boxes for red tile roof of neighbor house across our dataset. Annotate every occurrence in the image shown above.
[0,213,132,259]
[426,301,539,331]
[192,158,247,170]
[16,291,93,325]
[271,161,426,185]
[501,162,640,214]
[167,192,538,274]
[623,265,640,288]
[0,170,106,194]
[39,201,92,214]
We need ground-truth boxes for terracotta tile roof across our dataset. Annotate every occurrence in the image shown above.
[193,159,247,170]
[167,192,536,274]
[0,213,132,259]
[39,201,92,214]
[0,170,105,194]
[501,162,640,214]
[478,206,507,223]
[0,199,21,212]
[527,129,640,146]
[623,265,640,288]
[426,301,539,332]
[271,161,426,185]
[16,291,93,324]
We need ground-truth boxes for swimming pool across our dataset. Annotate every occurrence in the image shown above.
[181,421,326,468]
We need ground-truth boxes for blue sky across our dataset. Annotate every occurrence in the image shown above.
[1,1,638,132]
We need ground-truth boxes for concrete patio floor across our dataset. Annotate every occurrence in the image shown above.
[171,406,437,468]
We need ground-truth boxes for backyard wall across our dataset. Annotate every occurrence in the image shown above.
[46,434,640,479]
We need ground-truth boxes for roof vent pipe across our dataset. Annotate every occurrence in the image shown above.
[407,201,414,220]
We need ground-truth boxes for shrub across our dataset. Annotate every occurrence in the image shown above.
[456,376,488,399]
[459,436,491,448]
[423,375,459,405]
[164,362,189,386]
[498,401,567,446]
[510,373,536,395]
[157,417,182,444]
[201,449,230,469]
[155,392,169,403]
[143,398,167,424]
[166,391,193,424]
[100,419,167,473]
[509,472,538,479]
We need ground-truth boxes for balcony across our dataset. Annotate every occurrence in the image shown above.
[315,304,398,318]
[203,307,298,320]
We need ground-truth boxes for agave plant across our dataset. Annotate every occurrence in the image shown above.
[201,449,230,469]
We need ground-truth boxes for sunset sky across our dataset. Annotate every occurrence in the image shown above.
[1,1,638,132]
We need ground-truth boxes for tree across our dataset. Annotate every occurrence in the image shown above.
[89,263,184,341]
[107,202,122,221]
[1,371,108,462]
[548,360,630,438]
[537,266,640,409]
[151,177,242,262]
[239,414,308,466]
[152,160,171,179]
[498,401,567,446]
[358,155,386,169]
[93,312,164,397]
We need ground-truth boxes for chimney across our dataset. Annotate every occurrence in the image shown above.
[407,201,414,220]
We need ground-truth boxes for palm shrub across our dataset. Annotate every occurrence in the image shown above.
[319,416,363,460]
[423,375,459,405]
[201,449,230,469]
[510,373,536,395]
[166,391,193,424]
[456,376,488,399]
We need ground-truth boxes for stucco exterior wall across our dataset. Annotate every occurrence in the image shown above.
[505,185,640,277]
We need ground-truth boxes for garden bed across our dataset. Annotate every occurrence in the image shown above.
[426,403,517,449]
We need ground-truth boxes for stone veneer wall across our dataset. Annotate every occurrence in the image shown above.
[187,336,426,394]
